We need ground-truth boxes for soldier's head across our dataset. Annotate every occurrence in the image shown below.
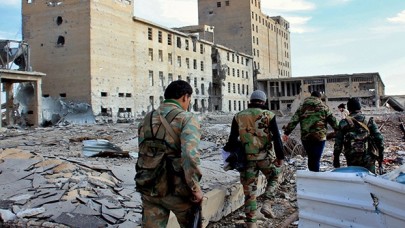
[250,90,267,104]
[164,80,193,110]
[347,98,361,113]
[311,91,322,98]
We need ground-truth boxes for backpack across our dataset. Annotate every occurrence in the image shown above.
[344,116,378,157]
[135,108,182,197]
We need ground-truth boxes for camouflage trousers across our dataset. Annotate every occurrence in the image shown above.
[240,158,282,223]
[141,194,194,228]
[346,152,376,173]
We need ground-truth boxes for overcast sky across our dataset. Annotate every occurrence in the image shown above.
[1,0,404,95]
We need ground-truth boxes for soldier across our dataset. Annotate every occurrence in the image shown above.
[226,90,284,228]
[283,91,339,172]
[333,98,384,173]
[136,80,203,228]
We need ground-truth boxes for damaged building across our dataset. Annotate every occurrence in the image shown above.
[257,73,388,113]
[20,0,290,122]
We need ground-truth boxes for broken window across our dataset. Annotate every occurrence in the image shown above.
[119,93,124,97]
[148,48,153,61]
[158,50,163,62]
[168,53,173,64]
[56,16,63,25]
[168,73,173,83]
[126,93,132,97]
[159,71,164,87]
[177,56,181,67]
[57,36,65,46]
[158,31,162,43]
[148,28,152,40]
[101,92,107,97]
[168,34,172,45]
[149,71,154,86]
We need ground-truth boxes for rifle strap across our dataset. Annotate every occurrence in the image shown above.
[159,108,182,147]
[347,116,370,134]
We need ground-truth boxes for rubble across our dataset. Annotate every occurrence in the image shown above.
[0,111,404,227]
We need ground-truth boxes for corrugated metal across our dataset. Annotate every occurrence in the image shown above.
[297,168,405,228]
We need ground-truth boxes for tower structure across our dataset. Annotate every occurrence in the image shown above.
[198,0,291,80]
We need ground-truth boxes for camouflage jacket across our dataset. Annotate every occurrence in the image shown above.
[333,112,384,158]
[228,104,284,161]
[284,96,339,141]
[138,100,202,195]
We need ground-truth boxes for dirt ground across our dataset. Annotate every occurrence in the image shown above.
[1,111,404,227]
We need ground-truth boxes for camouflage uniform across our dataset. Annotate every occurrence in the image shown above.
[227,104,284,223]
[137,100,202,228]
[333,112,384,173]
[284,96,339,172]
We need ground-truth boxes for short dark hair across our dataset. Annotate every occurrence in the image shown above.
[338,103,346,109]
[164,80,193,99]
[311,91,322,98]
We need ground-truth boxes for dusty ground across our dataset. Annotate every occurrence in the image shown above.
[1,110,404,227]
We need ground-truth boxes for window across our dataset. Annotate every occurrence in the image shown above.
[227,67,230,75]
[168,53,172,64]
[229,100,232,111]
[242,71,244,78]
[186,58,190,68]
[149,71,154,86]
[193,59,197,69]
[57,36,65,46]
[148,48,153,61]
[232,53,234,62]
[148,28,152,40]
[159,71,164,86]
[233,83,236,93]
[232,68,235,76]
[177,56,181,67]
[217,2,221,7]
[257,50,259,57]
[158,50,163,62]
[168,34,172,45]
[200,61,204,71]
[227,52,230,61]
[242,84,245,94]
[201,84,205,95]
[158,31,162,43]
[200,44,204,54]
[168,73,173,83]
[234,100,237,111]
[101,92,107,97]
[194,77,197,88]
[119,93,124,97]
[246,71,249,78]
[56,16,63,25]
[238,84,240,94]
[257,37,259,45]
[126,93,132,97]
[185,40,189,50]
[177,37,181,48]
[237,69,240,77]
[228,82,231,93]
[237,56,239,63]
[178,75,182,80]
[225,1,229,6]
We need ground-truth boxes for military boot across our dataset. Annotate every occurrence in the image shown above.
[260,200,275,218]
[245,222,257,228]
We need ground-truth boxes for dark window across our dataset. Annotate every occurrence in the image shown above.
[43,94,50,97]
[60,93,66,97]
[217,2,221,7]
[168,34,172,45]
[158,31,162,43]
[148,28,152,40]
[119,93,124,97]
[56,16,63,25]
[126,93,132,97]
[101,92,107,97]
[57,36,65,46]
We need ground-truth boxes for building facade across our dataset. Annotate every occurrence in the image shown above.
[22,0,257,121]
[257,73,385,113]
[198,0,291,80]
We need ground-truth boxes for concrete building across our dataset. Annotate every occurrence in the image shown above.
[257,73,385,113]
[211,44,254,112]
[198,0,291,80]
[22,0,255,122]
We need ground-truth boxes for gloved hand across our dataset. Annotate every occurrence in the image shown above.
[333,156,340,168]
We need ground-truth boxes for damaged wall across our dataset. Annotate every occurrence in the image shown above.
[258,73,385,113]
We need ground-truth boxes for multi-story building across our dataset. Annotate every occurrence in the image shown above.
[198,0,291,80]
[21,0,255,121]
[211,45,253,112]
